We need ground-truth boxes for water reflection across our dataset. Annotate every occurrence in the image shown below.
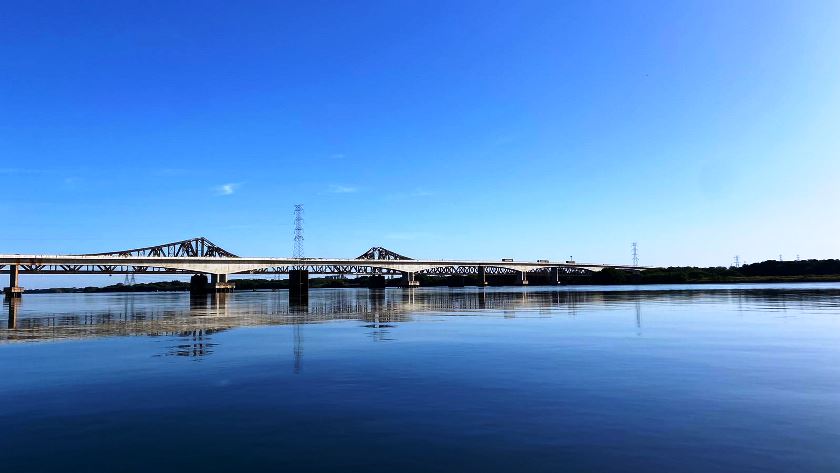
[4,285,840,473]
[635,299,642,335]
[2,286,840,347]
[6,297,19,329]
[164,329,218,357]
[293,321,303,373]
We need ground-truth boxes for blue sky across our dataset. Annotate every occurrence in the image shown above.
[2,1,839,287]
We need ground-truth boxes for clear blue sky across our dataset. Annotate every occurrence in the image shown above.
[2,1,839,287]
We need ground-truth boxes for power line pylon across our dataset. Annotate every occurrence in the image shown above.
[631,242,639,267]
[294,204,304,269]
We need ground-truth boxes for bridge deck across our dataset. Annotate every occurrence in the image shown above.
[0,254,641,275]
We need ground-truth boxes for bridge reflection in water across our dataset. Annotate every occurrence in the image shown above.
[3,286,840,355]
[0,288,530,341]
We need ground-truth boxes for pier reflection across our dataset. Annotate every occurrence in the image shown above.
[7,297,19,329]
[3,286,840,346]
[166,329,218,357]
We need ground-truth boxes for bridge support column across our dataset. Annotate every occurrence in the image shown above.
[478,266,488,286]
[548,267,561,285]
[401,272,420,288]
[368,275,386,289]
[190,274,209,294]
[209,273,234,293]
[3,265,23,298]
[517,271,529,285]
[289,269,309,305]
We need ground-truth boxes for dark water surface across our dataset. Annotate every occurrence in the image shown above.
[2,284,840,472]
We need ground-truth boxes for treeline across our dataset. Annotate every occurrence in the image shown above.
[27,280,191,294]
[27,277,390,293]
[23,259,840,293]
[592,259,840,285]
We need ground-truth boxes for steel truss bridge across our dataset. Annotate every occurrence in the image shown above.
[1,237,640,290]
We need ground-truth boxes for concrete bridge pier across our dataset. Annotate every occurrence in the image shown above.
[190,274,209,294]
[210,273,235,293]
[3,265,23,298]
[368,275,386,289]
[548,267,561,285]
[478,266,488,286]
[401,272,420,288]
[289,269,309,305]
[191,274,234,294]
[517,271,529,285]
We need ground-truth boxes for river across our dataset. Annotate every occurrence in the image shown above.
[2,284,839,472]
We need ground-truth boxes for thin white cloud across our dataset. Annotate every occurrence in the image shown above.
[328,184,358,194]
[215,183,241,196]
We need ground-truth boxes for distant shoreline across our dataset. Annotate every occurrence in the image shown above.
[20,273,840,294]
[17,259,840,294]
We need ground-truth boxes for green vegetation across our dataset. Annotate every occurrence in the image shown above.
[593,259,840,285]
[26,280,191,294]
[26,276,387,293]
[23,259,840,293]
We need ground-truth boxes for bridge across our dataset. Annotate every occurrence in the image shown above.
[1,237,641,300]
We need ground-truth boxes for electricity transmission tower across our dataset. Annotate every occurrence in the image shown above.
[294,204,304,268]
[631,242,639,267]
[734,255,740,268]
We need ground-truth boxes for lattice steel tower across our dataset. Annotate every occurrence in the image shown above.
[293,204,304,261]
[632,242,639,267]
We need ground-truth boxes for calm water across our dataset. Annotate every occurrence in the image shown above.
[2,284,840,472]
